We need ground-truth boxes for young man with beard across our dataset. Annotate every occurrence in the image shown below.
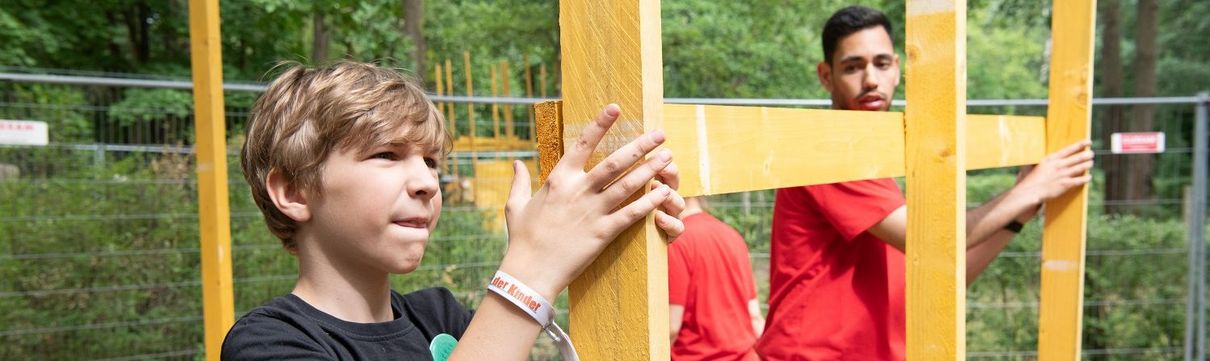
[755,6,1095,360]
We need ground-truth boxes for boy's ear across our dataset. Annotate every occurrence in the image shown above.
[816,61,834,93]
[266,168,311,222]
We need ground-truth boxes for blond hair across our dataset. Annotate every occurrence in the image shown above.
[241,61,450,250]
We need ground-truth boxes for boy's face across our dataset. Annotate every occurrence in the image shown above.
[305,140,443,274]
[817,27,901,112]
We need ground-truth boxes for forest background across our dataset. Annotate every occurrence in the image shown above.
[1,0,1208,359]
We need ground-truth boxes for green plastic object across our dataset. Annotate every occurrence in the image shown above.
[429,333,458,361]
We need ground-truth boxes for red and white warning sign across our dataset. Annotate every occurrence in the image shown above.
[1111,132,1165,154]
[0,120,49,146]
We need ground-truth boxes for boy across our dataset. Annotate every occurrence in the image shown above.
[668,196,763,361]
[222,61,685,360]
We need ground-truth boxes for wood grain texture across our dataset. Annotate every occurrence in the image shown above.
[187,1,234,359]
[514,104,1046,198]
[664,104,905,196]
[966,114,1046,170]
[559,0,668,360]
[533,101,563,183]
[905,1,967,359]
[1037,0,1096,359]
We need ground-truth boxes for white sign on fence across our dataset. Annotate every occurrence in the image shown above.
[1111,132,1165,154]
[0,120,49,146]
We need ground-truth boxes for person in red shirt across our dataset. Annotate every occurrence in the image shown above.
[669,197,763,361]
[755,6,1096,360]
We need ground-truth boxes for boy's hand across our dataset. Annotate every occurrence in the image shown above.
[1011,140,1094,214]
[500,104,682,301]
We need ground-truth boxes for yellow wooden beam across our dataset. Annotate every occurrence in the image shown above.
[665,105,904,196]
[558,0,668,359]
[1037,0,1096,359]
[187,1,235,360]
[661,105,1042,197]
[966,114,1046,170]
[905,1,967,359]
[533,101,562,183]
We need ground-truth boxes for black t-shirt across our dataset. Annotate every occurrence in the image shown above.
[221,288,474,361]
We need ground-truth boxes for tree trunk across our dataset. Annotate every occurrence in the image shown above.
[1101,0,1129,214]
[403,0,426,81]
[312,12,329,64]
[1126,0,1160,212]
[123,1,151,64]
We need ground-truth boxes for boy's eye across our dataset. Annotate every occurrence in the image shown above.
[371,151,398,160]
[424,157,439,169]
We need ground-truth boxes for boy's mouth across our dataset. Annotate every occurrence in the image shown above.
[393,217,430,229]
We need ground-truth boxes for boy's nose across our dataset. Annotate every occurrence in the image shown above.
[405,159,439,200]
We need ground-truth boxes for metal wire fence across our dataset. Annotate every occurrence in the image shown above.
[0,72,1206,360]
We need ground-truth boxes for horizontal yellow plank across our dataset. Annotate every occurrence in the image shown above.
[663,104,1044,197]
[665,104,903,197]
[966,114,1046,170]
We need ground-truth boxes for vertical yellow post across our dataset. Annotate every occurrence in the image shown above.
[491,65,501,139]
[434,63,449,174]
[1037,0,1096,359]
[435,63,446,119]
[502,60,514,140]
[539,63,548,98]
[187,1,235,360]
[905,1,966,359]
[559,0,668,360]
[435,63,445,116]
[445,58,457,139]
[524,54,535,140]
[464,51,478,171]
[445,58,459,177]
[534,101,563,182]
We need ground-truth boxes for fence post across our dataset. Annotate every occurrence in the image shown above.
[1193,92,1209,361]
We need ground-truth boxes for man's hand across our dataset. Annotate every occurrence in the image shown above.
[1011,140,1094,212]
[498,104,684,300]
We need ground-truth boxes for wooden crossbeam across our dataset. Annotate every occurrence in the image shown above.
[544,104,1043,200]
[662,104,1044,197]
[557,1,669,360]
[1037,0,1096,359]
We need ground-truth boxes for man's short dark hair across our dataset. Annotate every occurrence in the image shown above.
[822,6,894,65]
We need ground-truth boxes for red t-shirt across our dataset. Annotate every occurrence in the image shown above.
[756,179,906,361]
[669,213,759,361]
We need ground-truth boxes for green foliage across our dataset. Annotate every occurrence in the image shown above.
[0,84,92,143]
[109,89,193,126]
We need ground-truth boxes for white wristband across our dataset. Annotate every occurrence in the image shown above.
[487,270,579,361]
[487,270,554,326]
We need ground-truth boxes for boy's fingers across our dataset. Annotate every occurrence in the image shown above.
[601,150,672,204]
[586,133,667,190]
[610,184,672,229]
[654,210,684,242]
[660,188,686,218]
[505,160,532,218]
[559,104,622,173]
[657,161,680,190]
